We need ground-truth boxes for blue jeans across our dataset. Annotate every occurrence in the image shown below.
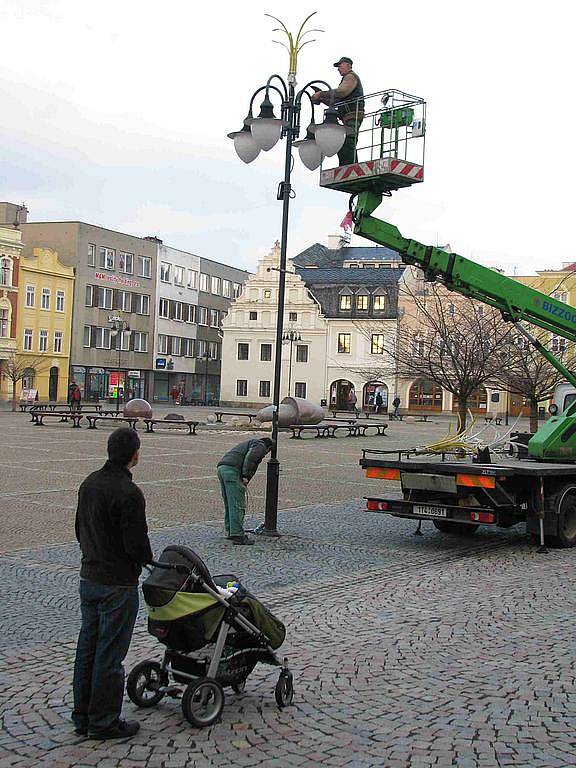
[72,580,139,733]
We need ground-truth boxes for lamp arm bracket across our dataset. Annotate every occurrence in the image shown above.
[265,74,289,100]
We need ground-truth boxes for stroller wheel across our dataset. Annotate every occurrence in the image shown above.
[275,671,294,709]
[127,661,166,708]
[231,679,246,694]
[181,678,224,727]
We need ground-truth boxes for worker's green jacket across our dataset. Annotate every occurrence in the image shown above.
[217,439,270,481]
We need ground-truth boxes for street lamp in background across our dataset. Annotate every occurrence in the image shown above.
[282,330,301,397]
[228,12,345,537]
[108,315,130,413]
[203,348,210,406]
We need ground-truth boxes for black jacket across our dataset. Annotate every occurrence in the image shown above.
[75,460,153,586]
[217,439,270,481]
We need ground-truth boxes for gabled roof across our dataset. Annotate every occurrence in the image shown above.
[292,243,401,268]
[296,266,404,285]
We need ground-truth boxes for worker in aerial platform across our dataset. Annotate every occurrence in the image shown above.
[312,56,365,166]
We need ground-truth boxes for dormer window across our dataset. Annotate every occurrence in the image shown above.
[356,293,369,311]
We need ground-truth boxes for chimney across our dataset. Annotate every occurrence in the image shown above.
[0,202,28,227]
[327,233,349,250]
[143,235,163,244]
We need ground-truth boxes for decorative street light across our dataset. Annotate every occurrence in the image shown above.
[282,329,302,397]
[108,315,130,413]
[228,13,345,537]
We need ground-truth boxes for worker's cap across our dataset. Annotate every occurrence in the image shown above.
[333,56,353,67]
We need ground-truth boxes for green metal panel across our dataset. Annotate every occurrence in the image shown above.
[379,108,414,129]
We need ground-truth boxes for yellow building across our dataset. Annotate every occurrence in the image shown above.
[515,265,576,306]
[16,247,75,401]
[0,226,22,402]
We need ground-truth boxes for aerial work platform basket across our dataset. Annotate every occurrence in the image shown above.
[319,89,426,195]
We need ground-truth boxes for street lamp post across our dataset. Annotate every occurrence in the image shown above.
[282,330,302,397]
[228,13,346,536]
[203,349,210,406]
[108,315,130,413]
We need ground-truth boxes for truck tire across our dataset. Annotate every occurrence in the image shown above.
[433,520,479,535]
[549,486,576,548]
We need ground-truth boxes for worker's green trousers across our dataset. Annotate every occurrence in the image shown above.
[217,465,246,537]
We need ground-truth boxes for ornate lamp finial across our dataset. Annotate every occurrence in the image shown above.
[265,11,324,81]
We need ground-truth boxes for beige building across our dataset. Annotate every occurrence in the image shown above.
[16,248,75,401]
[0,225,22,402]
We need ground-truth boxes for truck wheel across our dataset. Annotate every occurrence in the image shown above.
[549,486,576,548]
[433,520,479,535]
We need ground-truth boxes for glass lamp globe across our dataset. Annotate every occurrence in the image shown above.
[250,118,283,151]
[294,138,323,171]
[314,122,346,158]
[233,131,260,164]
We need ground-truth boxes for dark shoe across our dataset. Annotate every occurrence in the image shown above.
[230,535,254,546]
[89,719,140,740]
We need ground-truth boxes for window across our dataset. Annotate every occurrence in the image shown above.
[338,333,351,353]
[211,276,221,295]
[95,327,111,349]
[39,330,48,352]
[85,285,94,307]
[137,255,152,278]
[553,291,568,303]
[356,294,369,311]
[296,345,308,363]
[208,341,219,360]
[187,270,198,289]
[222,279,231,298]
[172,301,184,322]
[186,304,196,324]
[159,298,169,318]
[551,335,567,353]
[99,247,115,270]
[134,294,150,315]
[118,251,134,274]
[233,283,242,298]
[158,334,169,354]
[371,334,385,354]
[259,380,271,398]
[54,331,63,353]
[56,290,65,312]
[289,312,297,322]
[373,294,387,311]
[260,343,272,361]
[117,291,131,312]
[97,287,113,309]
[197,306,208,325]
[174,266,185,286]
[249,311,258,321]
[26,285,35,308]
[182,338,194,357]
[210,309,219,327]
[24,328,33,350]
[115,330,130,351]
[236,379,248,397]
[264,289,271,299]
[199,273,209,292]
[339,294,352,310]
[413,332,426,356]
[0,258,12,287]
[133,332,148,352]
[160,262,171,282]
[88,244,96,266]
[0,308,8,338]
[41,288,51,310]
[171,337,182,356]
[83,326,91,347]
[295,382,307,398]
[237,343,249,360]
[447,303,455,316]
[196,339,207,358]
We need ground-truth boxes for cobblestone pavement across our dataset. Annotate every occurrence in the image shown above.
[1,411,574,767]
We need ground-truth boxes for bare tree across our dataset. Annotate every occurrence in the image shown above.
[0,352,47,412]
[496,329,574,433]
[358,279,514,430]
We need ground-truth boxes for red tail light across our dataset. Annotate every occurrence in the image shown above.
[366,499,388,511]
[470,511,495,523]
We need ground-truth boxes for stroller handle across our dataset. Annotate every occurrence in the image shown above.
[149,559,191,575]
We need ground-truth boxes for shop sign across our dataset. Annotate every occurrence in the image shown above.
[156,358,167,369]
[94,272,141,289]
[128,370,141,378]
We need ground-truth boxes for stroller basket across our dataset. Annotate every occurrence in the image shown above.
[127,545,293,727]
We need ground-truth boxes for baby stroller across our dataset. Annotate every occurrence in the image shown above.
[126,545,294,727]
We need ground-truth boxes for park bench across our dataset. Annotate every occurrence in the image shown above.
[484,414,503,425]
[290,422,388,439]
[85,415,139,430]
[213,411,258,424]
[143,419,199,435]
[348,423,388,437]
[329,408,361,418]
[32,412,84,428]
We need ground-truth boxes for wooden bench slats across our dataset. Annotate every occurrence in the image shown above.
[143,419,199,435]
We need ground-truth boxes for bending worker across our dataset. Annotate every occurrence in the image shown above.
[217,437,273,545]
[312,55,364,166]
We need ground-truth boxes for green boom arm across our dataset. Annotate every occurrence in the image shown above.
[353,191,576,390]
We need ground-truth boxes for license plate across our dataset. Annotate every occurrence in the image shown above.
[414,504,448,518]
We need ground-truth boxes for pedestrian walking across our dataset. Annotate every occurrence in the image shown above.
[391,395,401,420]
[375,391,383,414]
[217,437,273,545]
[72,427,153,740]
[347,388,359,417]
[68,381,82,412]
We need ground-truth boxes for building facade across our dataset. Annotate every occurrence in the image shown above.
[0,225,22,402]
[16,248,75,401]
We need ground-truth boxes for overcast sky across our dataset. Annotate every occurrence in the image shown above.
[1,0,574,275]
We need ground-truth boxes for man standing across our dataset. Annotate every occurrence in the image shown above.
[72,427,153,740]
[312,56,364,166]
[391,395,401,420]
[68,380,82,412]
[217,437,273,545]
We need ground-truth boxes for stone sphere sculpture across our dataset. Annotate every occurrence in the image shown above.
[255,397,324,427]
[124,398,153,418]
